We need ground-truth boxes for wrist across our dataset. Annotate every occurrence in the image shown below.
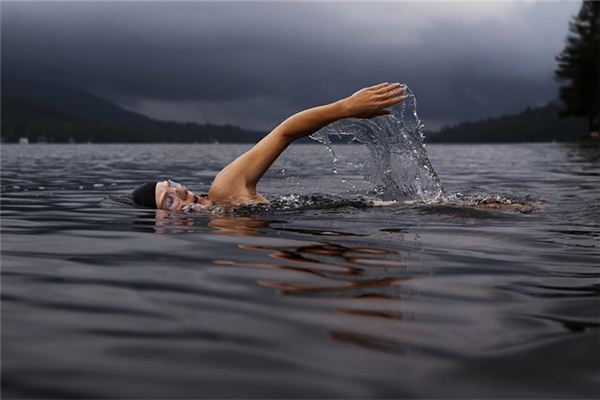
[334,99,352,119]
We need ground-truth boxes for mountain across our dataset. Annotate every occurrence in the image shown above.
[0,96,267,143]
[428,102,588,143]
[0,77,267,143]
[2,76,153,124]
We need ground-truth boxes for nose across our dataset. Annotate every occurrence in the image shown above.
[175,187,189,200]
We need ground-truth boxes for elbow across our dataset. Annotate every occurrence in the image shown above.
[272,124,301,144]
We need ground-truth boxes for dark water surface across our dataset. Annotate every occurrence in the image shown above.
[2,143,599,398]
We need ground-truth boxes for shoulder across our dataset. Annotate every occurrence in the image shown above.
[208,170,268,206]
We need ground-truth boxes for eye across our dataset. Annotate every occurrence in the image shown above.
[164,194,177,209]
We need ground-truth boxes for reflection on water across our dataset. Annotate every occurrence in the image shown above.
[147,210,425,353]
[154,210,197,234]
[153,211,280,236]
[218,242,414,297]
[211,220,424,355]
[329,330,414,356]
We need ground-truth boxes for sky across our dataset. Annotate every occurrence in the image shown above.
[1,1,581,131]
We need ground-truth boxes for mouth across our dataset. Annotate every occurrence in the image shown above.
[193,195,199,204]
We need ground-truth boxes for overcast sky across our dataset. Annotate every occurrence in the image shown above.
[2,1,581,131]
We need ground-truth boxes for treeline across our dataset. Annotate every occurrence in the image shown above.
[1,96,267,143]
[428,102,588,143]
[2,96,591,144]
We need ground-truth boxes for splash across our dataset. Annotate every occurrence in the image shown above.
[310,85,443,201]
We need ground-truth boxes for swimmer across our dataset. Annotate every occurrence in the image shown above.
[132,82,407,211]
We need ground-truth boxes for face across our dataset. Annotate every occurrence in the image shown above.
[155,180,211,211]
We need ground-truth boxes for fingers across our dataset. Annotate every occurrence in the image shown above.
[375,84,406,107]
[382,94,408,107]
[368,82,390,90]
[375,82,404,95]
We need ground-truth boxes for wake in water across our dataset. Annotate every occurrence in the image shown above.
[310,85,444,201]
[409,192,537,214]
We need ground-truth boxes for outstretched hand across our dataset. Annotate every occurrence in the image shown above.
[340,82,407,119]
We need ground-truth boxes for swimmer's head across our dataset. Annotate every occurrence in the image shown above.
[131,180,212,211]
[131,181,157,208]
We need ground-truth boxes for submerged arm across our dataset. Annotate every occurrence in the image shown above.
[208,82,406,201]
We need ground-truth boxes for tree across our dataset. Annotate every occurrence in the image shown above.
[555,1,600,133]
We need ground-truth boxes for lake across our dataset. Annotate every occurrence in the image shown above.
[1,143,599,398]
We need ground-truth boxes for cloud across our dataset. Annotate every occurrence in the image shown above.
[1,1,580,130]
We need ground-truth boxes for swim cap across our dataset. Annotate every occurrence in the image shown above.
[131,181,158,208]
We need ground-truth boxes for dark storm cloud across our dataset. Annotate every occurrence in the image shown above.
[1,1,580,130]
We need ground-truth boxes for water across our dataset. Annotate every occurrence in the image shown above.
[1,143,599,398]
[310,85,443,201]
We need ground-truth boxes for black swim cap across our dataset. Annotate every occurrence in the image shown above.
[131,181,158,208]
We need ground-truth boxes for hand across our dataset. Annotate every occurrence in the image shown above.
[339,82,407,119]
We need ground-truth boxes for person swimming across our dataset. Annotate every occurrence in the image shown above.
[131,82,407,211]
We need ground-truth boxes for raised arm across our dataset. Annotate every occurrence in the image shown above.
[208,82,406,203]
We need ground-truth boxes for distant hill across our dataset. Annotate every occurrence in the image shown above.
[0,77,267,143]
[428,102,588,143]
[2,76,153,125]
[1,96,267,143]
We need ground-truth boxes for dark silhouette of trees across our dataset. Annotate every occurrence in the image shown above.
[0,96,267,143]
[555,1,600,133]
[427,102,586,143]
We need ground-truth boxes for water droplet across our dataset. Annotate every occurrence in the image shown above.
[309,84,442,201]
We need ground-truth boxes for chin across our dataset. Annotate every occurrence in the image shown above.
[198,198,211,206]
